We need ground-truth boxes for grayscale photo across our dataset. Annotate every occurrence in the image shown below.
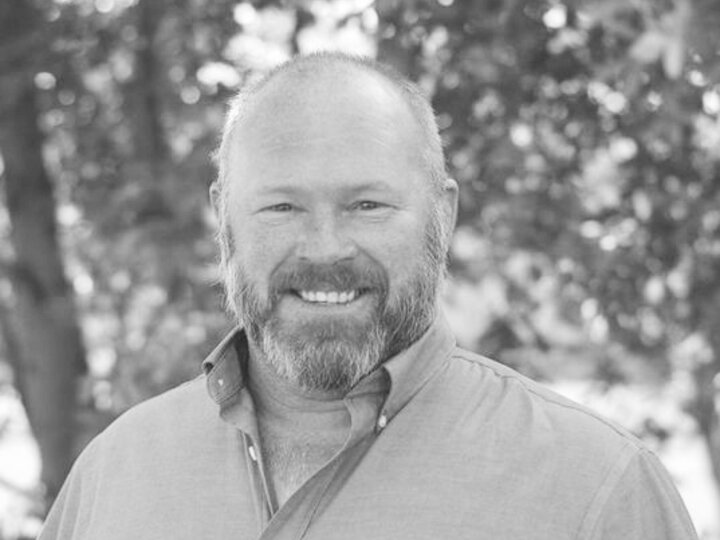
[0,0,718,539]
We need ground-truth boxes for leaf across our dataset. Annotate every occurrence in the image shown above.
[629,29,666,64]
[662,35,685,79]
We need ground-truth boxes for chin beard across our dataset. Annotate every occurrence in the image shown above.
[222,215,446,393]
[255,315,387,393]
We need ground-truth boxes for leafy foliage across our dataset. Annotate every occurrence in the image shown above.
[0,0,719,533]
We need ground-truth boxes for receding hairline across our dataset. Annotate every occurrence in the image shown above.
[231,57,424,149]
[248,51,414,104]
[245,51,421,108]
[214,51,447,193]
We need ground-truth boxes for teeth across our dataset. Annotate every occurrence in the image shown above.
[299,290,359,304]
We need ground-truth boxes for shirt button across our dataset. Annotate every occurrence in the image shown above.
[248,445,258,462]
[377,413,388,430]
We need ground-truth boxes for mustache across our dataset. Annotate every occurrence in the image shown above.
[268,260,388,297]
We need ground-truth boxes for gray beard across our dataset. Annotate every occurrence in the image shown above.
[223,215,446,394]
[258,314,386,393]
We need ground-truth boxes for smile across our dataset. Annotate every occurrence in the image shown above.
[297,290,359,304]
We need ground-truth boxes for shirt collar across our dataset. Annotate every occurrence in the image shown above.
[376,314,456,422]
[202,314,456,423]
[202,326,247,404]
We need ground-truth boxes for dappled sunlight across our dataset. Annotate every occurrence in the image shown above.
[1,0,719,537]
[0,392,42,539]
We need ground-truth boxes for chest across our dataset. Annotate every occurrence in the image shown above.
[258,423,345,507]
[75,421,597,540]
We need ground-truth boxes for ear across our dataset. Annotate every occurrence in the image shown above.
[209,181,222,220]
[442,177,459,234]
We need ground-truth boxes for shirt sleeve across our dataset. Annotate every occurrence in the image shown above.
[37,439,99,540]
[584,447,699,540]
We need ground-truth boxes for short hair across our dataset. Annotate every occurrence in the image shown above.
[212,52,450,276]
[213,51,447,196]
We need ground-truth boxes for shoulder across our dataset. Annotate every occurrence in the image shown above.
[77,375,219,470]
[58,374,229,504]
[455,347,640,435]
[427,346,646,466]
[109,375,211,426]
[421,347,696,536]
[38,377,214,538]
[102,376,211,437]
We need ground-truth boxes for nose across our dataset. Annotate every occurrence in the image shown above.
[295,210,357,263]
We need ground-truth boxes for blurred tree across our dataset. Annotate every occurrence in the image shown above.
[43,0,237,415]
[372,0,720,502]
[0,0,87,501]
[1,0,719,528]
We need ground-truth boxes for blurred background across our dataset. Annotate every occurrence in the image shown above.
[0,0,719,537]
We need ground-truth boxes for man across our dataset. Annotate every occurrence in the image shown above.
[40,52,698,539]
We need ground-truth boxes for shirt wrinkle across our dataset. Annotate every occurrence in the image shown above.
[575,442,639,539]
[451,350,646,448]
[38,313,699,540]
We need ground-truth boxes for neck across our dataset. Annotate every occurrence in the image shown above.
[247,341,352,507]
[247,340,351,431]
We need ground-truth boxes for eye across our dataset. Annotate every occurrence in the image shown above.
[264,203,294,213]
[353,200,384,211]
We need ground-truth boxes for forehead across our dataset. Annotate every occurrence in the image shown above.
[245,65,416,134]
[226,66,427,193]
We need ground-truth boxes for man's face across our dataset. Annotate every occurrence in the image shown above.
[221,70,451,393]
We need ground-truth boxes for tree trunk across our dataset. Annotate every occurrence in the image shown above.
[0,0,87,503]
[127,0,167,170]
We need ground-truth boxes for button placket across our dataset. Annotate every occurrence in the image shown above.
[242,432,275,527]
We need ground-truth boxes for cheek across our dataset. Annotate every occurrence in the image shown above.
[357,218,429,280]
[232,223,295,288]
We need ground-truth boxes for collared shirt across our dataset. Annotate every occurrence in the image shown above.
[39,315,698,540]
